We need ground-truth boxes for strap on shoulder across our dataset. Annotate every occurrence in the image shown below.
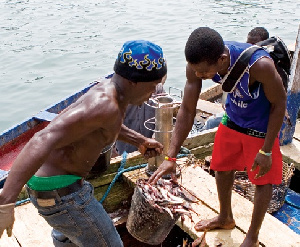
[221,45,262,93]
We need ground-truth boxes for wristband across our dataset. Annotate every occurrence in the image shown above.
[259,149,272,156]
[165,156,177,162]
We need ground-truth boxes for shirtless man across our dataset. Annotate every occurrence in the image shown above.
[149,27,286,247]
[0,40,166,247]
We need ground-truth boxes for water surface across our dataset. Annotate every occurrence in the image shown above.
[1,0,299,131]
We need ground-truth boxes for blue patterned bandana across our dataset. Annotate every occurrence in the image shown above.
[114,40,167,82]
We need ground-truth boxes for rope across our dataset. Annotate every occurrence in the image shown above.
[99,152,147,203]
[15,198,31,207]
[14,150,190,206]
[99,150,190,204]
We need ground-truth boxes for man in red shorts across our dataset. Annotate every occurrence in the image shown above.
[149,27,286,247]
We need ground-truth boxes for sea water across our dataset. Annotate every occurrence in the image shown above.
[1,0,299,131]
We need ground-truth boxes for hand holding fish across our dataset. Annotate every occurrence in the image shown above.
[148,160,177,184]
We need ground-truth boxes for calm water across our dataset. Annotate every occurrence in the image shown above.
[1,0,299,132]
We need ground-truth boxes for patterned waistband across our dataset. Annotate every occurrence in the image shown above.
[226,119,266,138]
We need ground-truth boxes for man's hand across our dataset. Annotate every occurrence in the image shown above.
[138,138,163,158]
[251,152,272,179]
[0,203,15,238]
[148,160,177,184]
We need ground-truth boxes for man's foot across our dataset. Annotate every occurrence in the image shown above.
[194,216,235,231]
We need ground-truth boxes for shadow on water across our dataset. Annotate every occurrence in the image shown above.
[117,223,194,247]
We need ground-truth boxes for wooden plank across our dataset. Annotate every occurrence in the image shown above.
[290,24,300,93]
[280,139,300,170]
[183,127,217,149]
[196,99,224,116]
[10,202,53,247]
[94,181,134,213]
[293,120,300,140]
[199,84,223,101]
[281,120,300,170]
[123,157,300,247]
[88,151,146,187]
[0,233,20,247]
[179,164,300,247]
[122,164,248,247]
[280,25,300,144]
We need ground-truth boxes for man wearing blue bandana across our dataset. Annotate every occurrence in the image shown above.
[0,40,167,246]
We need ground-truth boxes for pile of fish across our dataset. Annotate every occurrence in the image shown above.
[136,178,196,219]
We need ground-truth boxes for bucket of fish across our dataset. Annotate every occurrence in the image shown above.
[126,179,193,245]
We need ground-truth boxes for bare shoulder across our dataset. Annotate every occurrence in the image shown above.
[82,82,120,122]
[249,56,286,103]
[249,57,281,84]
[249,57,276,80]
[53,81,121,130]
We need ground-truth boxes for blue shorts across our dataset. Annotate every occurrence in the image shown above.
[29,181,123,247]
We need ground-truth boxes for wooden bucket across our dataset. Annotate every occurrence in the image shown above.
[126,185,179,245]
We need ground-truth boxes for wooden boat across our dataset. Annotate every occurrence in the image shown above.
[1,29,300,246]
[0,78,299,246]
[0,80,98,188]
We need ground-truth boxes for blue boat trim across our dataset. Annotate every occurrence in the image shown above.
[34,111,58,122]
[0,80,102,147]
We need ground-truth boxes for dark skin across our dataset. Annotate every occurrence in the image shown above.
[0,74,164,206]
[247,35,263,45]
[149,46,286,247]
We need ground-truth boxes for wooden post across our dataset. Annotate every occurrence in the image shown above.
[280,25,300,145]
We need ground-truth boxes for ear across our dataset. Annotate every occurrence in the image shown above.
[128,80,137,87]
[219,53,228,62]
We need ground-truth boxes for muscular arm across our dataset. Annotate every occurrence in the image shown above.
[167,64,203,157]
[118,124,163,157]
[250,57,286,178]
[251,57,286,152]
[118,124,148,147]
[0,92,119,204]
[148,64,202,183]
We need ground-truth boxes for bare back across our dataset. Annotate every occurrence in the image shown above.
[35,79,125,177]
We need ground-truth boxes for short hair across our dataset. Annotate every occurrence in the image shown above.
[185,27,225,65]
[248,27,269,42]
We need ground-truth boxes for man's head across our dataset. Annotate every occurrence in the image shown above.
[185,27,225,66]
[114,40,167,83]
[247,27,269,44]
[185,27,226,80]
[114,40,167,105]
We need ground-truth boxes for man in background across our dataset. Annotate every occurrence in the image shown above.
[247,26,269,44]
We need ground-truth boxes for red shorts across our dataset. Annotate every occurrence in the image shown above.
[211,123,282,185]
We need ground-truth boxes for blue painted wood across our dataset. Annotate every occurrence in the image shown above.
[0,80,101,147]
[0,77,112,185]
[34,111,58,122]
[280,91,300,145]
[0,81,99,186]
[0,118,41,147]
